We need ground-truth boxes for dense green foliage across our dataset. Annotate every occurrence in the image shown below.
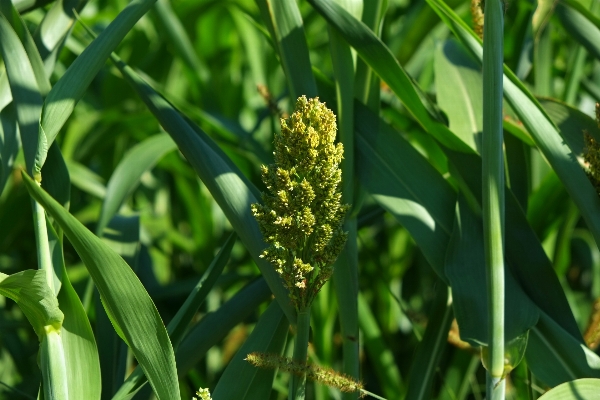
[2,0,600,399]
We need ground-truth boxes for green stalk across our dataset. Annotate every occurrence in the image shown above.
[33,194,68,398]
[40,329,69,399]
[482,0,505,398]
[290,308,311,400]
[33,199,56,294]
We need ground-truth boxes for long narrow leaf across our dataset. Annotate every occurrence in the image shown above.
[105,52,295,322]
[21,172,180,400]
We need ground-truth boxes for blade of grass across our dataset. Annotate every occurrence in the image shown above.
[104,51,295,322]
[255,0,318,99]
[358,292,403,399]
[556,0,600,63]
[21,172,181,400]
[527,312,600,387]
[96,132,176,235]
[153,0,208,83]
[308,0,474,154]
[41,0,157,149]
[537,378,600,399]
[427,0,600,298]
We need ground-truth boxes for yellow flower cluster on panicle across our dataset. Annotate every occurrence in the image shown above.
[584,103,600,196]
[192,388,212,400]
[251,96,349,311]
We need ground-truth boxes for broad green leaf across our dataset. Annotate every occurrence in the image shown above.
[0,270,63,339]
[527,312,600,386]
[434,38,482,152]
[96,133,176,235]
[405,282,452,400]
[445,195,539,346]
[106,52,295,322]
[212,301,289,399]
[308,0,474,154]
[426,0,600,274]
[538,379,600,399]
[446,150,581,340]
[40,0,157,148]
[20,172,180,400]
[353,97,456,280]
[256,0,317,99]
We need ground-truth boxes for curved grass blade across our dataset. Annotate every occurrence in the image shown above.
[256,0,317,99]
[556,0,600,63]
[41,0,157,148]
[0,13,44,177]
[104,52,295,322]
[308,0,473,154]
[426,0,600,302]
[153,0,208,82]
[20,172,180,400]
[96,133,176,235]
[527,312,600,387]
[212,301,289,399]
[0,0,50,95]
[353,98,456,280]
[538,378,600,399]
[539,98,600,156]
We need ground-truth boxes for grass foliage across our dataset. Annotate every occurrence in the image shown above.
[2,0,600,399]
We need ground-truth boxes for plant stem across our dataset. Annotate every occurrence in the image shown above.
[290,307,311,400]
[482,0,505,398]
[33,199,56,294]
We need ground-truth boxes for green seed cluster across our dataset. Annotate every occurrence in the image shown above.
[245,352,365,397]
[584,103,600,196]
[251,96,349,311]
